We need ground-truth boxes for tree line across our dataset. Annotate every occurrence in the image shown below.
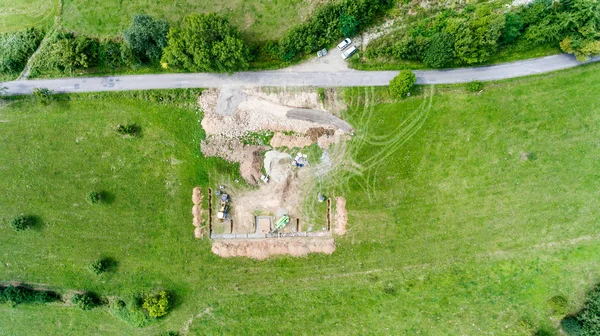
[366,0,600,68]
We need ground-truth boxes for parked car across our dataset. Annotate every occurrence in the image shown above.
[341,46,358,59]
[337,38,352,51]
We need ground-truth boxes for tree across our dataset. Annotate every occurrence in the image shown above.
[340,13,359,37]
[161,14,250,73]
[389,70,416,98]
[142,291,171,318]
[423,32,454,68]
[123,14,169,64]
[89,258,107,275]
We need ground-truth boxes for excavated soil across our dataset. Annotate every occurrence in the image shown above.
[211,237,336,260]
[334,197,347,235]
[230,151,307,233]
[201,136,264,184]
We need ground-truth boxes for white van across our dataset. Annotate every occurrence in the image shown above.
[341,46,358,60]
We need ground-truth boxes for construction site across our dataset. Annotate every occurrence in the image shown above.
[191,87,350,260]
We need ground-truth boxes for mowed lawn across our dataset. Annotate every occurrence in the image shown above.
[1,64,600,335]
[60,0,325,40]
[0,0,57,33]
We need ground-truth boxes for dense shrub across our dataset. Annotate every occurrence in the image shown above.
[561,316,583,336]
[89,258,108,275]
[71,292,99,310]
[566,284,600,335]
[548,295,569,316]
[423,32,454,68]
[116,123,141,137]
[0,28,44,75]
[10,215,33,231]
[123,14,169,64]
[142,291,171,318]
[501,12,525,45]
[389,70,416,98]
[86,191,101,204]
[33,87,54,105]
[49,33,99,72]
[98,39,134,68]
[162,14,249,73]
[466,80,484,93]
[109,293,153,327]
[0,285,59,305]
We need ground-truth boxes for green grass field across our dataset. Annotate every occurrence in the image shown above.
[2,64,600,335]
[0,0,325,40]
[0,0,57,33]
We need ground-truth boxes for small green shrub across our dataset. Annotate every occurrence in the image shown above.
[561,316,582,336]
[548,295,569,316]
[86,191,101,204]
[33,88,54,105]
[317,88,326,103]
[116,123,141,137]
[10,215,32,231]
[466,81,484,93]
[89,258,108,275]
[142,291,171,318]
[389,70,416,99]
[383,282,396,295]
[109,295,153,327]
[71,292,99,311]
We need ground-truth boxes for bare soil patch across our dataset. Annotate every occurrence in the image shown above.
[211,237,335,260]
[201,136,265,184]
[334,196,347,235]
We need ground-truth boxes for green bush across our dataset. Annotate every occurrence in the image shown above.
[10,215,33,231]
[86,191,101,204]
[466,81,484,93]
[569,284,600,335]
[123,14,169,64]
[548,295,569,316]
[109,295,153,327]
[0,28,44,76]
[33,87,54,105]
[71,292,99,310]
[89,258,108,275]
[317,88,326,103]
[162,14,249,73]
[423,32,454,68]
[0,286,59,305]
[142,291,171,318]
[116,123,141,137]
[561,316,583,336]
[389,70,416,98]
[98,39,134,68]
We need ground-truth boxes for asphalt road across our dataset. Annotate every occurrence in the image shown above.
[3,54,599,95]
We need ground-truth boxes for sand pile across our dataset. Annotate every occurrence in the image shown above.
[211,237,336,260]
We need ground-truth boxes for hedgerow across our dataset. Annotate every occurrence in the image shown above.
[0,28,44,77]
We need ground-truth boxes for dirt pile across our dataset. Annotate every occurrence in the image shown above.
[192,187,206,238]
[211,237,336,260]
[201,136,264,184]
[334,196,347,235]
[270,133,313,148]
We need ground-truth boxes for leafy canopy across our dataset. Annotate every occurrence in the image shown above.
[161,14,249,73]
[123,14,169,63]
[389,70,416,98]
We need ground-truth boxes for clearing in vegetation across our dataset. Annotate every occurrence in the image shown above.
[1,63,600,334]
